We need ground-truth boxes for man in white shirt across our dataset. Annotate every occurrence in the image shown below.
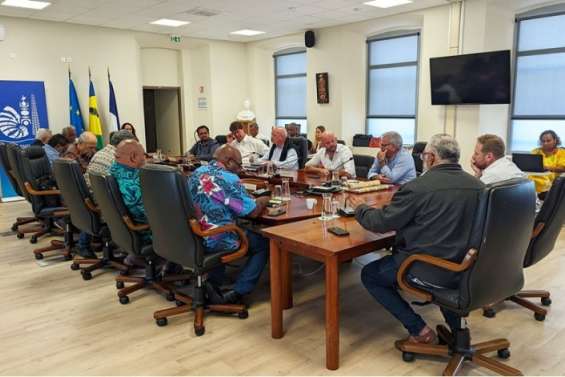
[471,134,526,184]
[261,127,298,170]
[229,121,269,163]
[305,132,356,178]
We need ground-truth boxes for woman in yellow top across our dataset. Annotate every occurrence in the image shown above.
[531,130,565,195]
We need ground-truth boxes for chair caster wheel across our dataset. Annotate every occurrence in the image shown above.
[116,281,125,289]
[238,310,249,319]
[30,236,37,244]
[483,308,496,318]
[17,233,24,239]
[70,263,79,270]
[541,297,552,306]
[175,300,184,307]
[81,271,92,281]
[119,295,130,305]
[194,326,205,336]
[497,348,510,359]
[534,312,546,321]
[166,292,175,301]
[156,318,168,327]
[34,253,44,260]
[402,352,415,362]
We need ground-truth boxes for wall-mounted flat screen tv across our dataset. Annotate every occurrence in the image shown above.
[430,50,511,105]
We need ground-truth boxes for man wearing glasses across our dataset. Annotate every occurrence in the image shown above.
[368,131,416,184]
[188,145,270,305]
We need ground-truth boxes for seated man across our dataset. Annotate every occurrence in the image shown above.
[367,131,416,185]
[249,122,269,146]
[43,134,69,166]
[260,127,298,170]
[62,126,77,144]
[305,132,356,178]
[188,145,270,304]
[31,128,52,146]
[285,122,300,138]
[109,139,152,249]
[229,121,269,163]
[85,130,136,187]
[471,134,526,184]
[186,125,219,161]
[63,131,97,173]
[348,134,484,344]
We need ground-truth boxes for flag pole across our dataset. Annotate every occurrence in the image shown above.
[88,66,91,80]
[107,66,110,82]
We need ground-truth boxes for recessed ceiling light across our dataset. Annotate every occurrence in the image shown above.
[150,18,190,27]
[230,29,265,36]
[1,0,50,10]
[364,0,412,8]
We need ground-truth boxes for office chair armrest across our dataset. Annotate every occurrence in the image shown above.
[24,182,60,196]
[122,216,150,232]
[396,248,478,301]
[84,198,100,214]
[532,222,545,239]
[189,219,249,263]
[53,209,69,217]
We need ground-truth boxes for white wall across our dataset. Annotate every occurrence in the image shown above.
[0,16,145,145]
[140,48,180,88]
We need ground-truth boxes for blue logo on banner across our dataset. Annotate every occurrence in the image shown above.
[0,80,49,198]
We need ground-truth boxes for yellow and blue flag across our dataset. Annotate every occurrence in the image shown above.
[88,70,103,150]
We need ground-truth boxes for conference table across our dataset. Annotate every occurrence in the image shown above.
[255,171,397,370]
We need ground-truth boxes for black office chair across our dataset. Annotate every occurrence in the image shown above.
[337,139,346,145]
[396,179,536,376]
[140,164,248,336]
[215,135,227,145]
[353,154,374,179]
[288,137,309,169]
[0,142,38,231]
[483,175,565,321]
[90,172,175,304]
[11,146,68,252]
[412,142,427,176]
[53,159,128,280]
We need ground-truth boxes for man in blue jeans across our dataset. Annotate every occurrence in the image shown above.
[348,134,484,345]
[188,144,270,304]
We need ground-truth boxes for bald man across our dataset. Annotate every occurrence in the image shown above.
[62,126,77,144]
[109,140,151,247]
[63,131,97,173]
[305,132,356,178]
[188,144,270,305]
[260,127,298,170]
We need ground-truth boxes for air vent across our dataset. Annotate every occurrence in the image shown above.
[185,7,220,17]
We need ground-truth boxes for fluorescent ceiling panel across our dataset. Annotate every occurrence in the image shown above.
[1,0,50,10]
[150,18,190,27]
[363,0,412,8]
[230,29,265,36]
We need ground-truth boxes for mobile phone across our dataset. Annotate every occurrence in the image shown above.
[327,227,349,237]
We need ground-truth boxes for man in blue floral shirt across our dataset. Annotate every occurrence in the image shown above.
[189,145,269,304]
[110,139,152,247]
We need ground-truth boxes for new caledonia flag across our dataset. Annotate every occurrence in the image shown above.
[88,68,104,149]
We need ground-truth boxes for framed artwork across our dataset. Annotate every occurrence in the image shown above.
[316,72,329,104]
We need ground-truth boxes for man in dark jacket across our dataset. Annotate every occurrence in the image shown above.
[186,125,219,161]
[348,134,484,345]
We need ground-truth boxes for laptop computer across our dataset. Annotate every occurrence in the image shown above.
[512,153,546,172]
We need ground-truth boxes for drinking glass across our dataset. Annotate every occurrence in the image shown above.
[266,163,274,177]
[273,185,283,201]
[331,199,339,218]
[320,193,333,221]
[331,170,339,185]
[281,178,291,201]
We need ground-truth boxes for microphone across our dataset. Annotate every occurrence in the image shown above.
[330,156,353,172]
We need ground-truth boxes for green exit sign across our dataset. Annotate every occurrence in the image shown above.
[170,35,181,43]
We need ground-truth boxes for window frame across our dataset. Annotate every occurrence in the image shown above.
[365,32,420,146]
[509,10,565,151]
[274,49,307,131]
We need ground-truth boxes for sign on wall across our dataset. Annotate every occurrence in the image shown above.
[0,80,49,199]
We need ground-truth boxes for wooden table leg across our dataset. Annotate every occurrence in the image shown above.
[325,255,339,370]
[281,250,293,309]
[270,239,283,339]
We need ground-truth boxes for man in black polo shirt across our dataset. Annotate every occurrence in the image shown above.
[349,134,484,345]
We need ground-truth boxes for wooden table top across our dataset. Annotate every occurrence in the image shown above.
[262,216,395,259]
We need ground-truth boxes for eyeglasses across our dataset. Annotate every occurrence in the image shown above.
[419,152,433,161]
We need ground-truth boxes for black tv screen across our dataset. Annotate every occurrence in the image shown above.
[430,50,511,105]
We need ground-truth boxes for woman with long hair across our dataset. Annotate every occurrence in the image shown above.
[310,125,326,154]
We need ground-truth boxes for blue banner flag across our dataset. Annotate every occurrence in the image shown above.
[108,70,120,132]
[69,72,85,135]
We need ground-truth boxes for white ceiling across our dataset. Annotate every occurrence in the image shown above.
[0,0,450,42]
